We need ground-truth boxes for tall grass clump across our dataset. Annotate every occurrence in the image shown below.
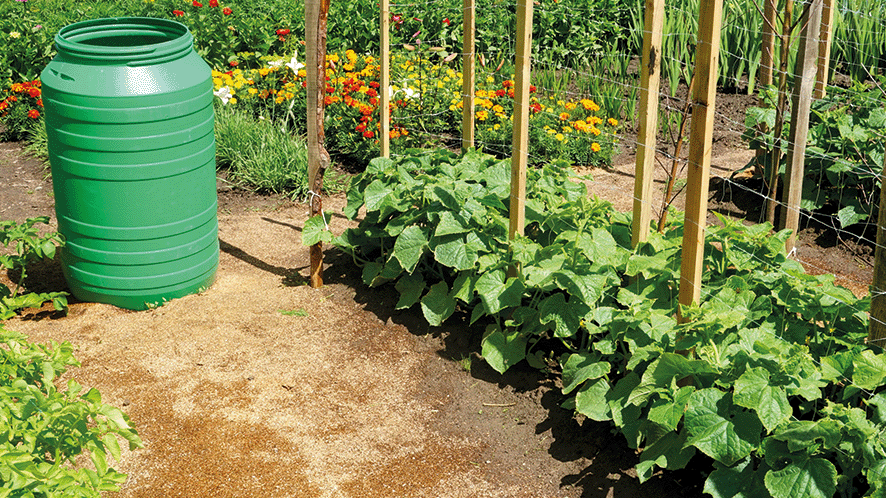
[214,104,309,199]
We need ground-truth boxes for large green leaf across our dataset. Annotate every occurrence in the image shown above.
[363,179,393,212]
[433,235,477,271]
[704,459,770,498]
[763,457,836,498]
[301,213,334,246]
[647,386,694,432]
[635,431,696,483]
[684,388,762,466]
[393,225,427,274]
[733,367,792,433]
[481,324,527,374]
[538,293,590,338]
[475,270,525,315]
[575,378,612,421]
[394,274,426,310]
[852,349,886,391]
[420,282,455,326]
[561,352,610,394]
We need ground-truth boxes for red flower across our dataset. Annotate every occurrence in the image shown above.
[368,81,380,89]
[28,87,40,98]
[229,60,238,67]
[222,6,232,15]
[443,18,451,25]
[276,28,290,36]
[355,123,366,132]
[209,0,218,6]
[366,88,378,98]
[495,89,506,97]
[363,130,375,139]
[0,101,8,111]
[173,9,184,16]
[502,80,513,88]
[368,97,378,106]
[530,102,541,113]
[192,1,202,6]
[325,86,334,94]
[529,85,537,93]
[36,99,42,107]
[27,109,40,119]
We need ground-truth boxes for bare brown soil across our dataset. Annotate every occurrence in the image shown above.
[0,95,873,498]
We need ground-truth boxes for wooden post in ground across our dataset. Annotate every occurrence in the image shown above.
[461,0,476,151]
[759,0,777,87]
[380,0,390,157]
[779,0,823,254]
[305,0,331,288]
[509,0,533,244]
[631,0,665,248]
[814,0,836,98]
[677,0,724,316]
[868,154,886,344]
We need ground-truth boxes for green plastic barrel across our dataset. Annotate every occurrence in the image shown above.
[41,18,218,310]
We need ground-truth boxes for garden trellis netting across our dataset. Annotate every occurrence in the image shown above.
[301,0,886,495]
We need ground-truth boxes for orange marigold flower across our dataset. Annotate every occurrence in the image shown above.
[390,129,401,139]
[558,112,569,121]
[363,130,375,139]
[502,80,513,88]
[591,142,601,152]
[36,99,43,107]
[27,109,40,119]
[223,7,232,15]
[608,117,619,127]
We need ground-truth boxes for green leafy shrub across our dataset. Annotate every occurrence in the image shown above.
[0,324,143,496]
[0,217,68,320]
[319,150,883,497]
[744,81,886,228]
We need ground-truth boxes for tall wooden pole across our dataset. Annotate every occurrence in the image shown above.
[677,0,724,315]
[306,0,331,288]
[461,0,476,151]
[631,0,665,247]
[814,0,835,98]
[868,154,886,344]
[509,0,533,244]
[380,0,391,157]
[779,0,823,254]
[759,0,777,87]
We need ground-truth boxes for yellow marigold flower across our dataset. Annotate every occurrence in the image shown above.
[480,99,493,109]
[557,100,565,106]
[212,77,223,87]
[493,124,501,130]
[590,127,601,136]
[364,55,375,64]
[327,54,340,63]
[248,88,258,95]
[486,76,495,83]
[477,110,489,121]
[446,68,456,78]
[608,117,619,126]
[581,99,601,112]
[492,104,504,113]
[298,69,307,78]
[344,63,355,71]
[565,102,577,111]
[591,142,601,152]
[346,49,358,62]
[475,89,488,98]
[562,126,573,133]
[229,97,238,104]
[559,112,570,121]
[555,133,565,142]
[589,116,603,125]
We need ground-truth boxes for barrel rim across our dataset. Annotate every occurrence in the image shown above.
[55,17,193,63]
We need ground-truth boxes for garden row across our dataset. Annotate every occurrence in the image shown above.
[318,149,885,497]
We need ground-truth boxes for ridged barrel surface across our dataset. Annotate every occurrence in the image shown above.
[41,17,218,310]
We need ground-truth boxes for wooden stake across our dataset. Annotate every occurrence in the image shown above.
[380,0,391,157]
[509,0,532,244]
[461,0,476,151]
[814,0,835,98]
[868,153,886,344]
[306,0,331,288]
[677,0,724,316]
[759,0,777,87]
[631,0,665,248]
[779,0,823,254]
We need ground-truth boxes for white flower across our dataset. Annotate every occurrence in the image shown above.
[213,86,232,105]
[268,59,284,68]
[403,87,419,100]
[286,55,305,73]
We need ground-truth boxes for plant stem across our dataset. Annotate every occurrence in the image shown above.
[657,74,696,232]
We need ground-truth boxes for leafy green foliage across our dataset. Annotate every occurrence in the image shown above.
[0,217,68,320]
[0,324,143,496]
[325,150,884,497]
[744,81,886,229]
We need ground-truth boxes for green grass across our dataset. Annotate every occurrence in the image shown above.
[214,103,310,200]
